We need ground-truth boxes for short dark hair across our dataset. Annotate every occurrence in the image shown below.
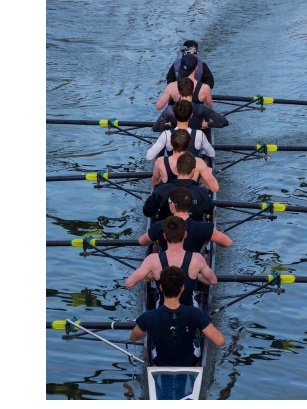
[160,266,185,298]
[170,129,191,152]
[183,40,198,50]
[177,77,194,97]
[176,151,196,175]
[169,187,193,213]
[162,215,186,243]
[173,100,193,122]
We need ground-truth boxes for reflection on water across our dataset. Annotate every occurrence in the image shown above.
[47,377,141,400]
[46,213,133,239]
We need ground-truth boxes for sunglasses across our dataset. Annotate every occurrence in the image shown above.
[168,197,177,205]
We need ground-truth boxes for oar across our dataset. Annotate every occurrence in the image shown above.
[46,171,152,182]
[212,95,307,106]
[46,118,155,127]
[213,200,307,213]
[212,276,279,315]
[213,144,307,152]
[46,238,140,247]
[47,320,136,330]
[215,145,264,173]
[82,237,137,269]
[216,274,307,283]
[65,319,143,363]
[96,171,143,200]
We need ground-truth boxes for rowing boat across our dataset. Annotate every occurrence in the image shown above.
[141,127,217,400]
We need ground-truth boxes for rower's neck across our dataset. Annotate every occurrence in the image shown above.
[180,96,193,102]
[176,121,189,129]
[163,298,181,309]
[172,151,183,159]
[173,210,189,220]
[166,242,184,251]
[177,173,191,180]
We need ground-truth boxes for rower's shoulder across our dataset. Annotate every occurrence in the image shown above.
[195,157,209,168]
[200,83,212,93]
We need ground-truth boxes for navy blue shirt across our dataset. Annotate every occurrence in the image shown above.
[136,304,211,366]
[148,217,214,252]
[143,179,213,222]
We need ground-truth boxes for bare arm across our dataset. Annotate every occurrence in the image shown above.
[156,85,172,110]
[151,158,162,186]
[130,325,146,342]
[210,228,233,247]
[202,323,225,346]
[138,232,152,246]
[196,254,217,285]
[195,159,219,192]
[125,255,155,288]
[200,84,213,108]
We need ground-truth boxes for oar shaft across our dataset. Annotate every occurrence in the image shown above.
[46,118,154,127]
[46,239,141,247]
[217,274,307,283]
[65,319,143,363]
[47,320,136,330]
[46,171,152,182]
[213,200,307,213]
[212,95,307,105]
[213,144,307,152]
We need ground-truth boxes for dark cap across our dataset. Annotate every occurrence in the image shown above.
[178,54,198,77]
[181,40,199,53]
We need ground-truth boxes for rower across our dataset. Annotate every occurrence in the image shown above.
[144,152,214,222]
[152,77,229,132]
[166,40,215,89]
[126,215,217,307]
[140,186,233,252]
[147,99,216,159]
[156,53,213,111]
[129,266,225,367]
[151,130,219,191]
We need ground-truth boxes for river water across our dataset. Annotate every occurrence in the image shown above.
[45,0,307,402]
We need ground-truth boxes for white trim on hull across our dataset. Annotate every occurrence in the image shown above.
[147,367,203,400]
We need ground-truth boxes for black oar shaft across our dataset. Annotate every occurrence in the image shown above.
[213,144,307,152]
[212,95,307,105]
[213,200,307,213]
[46,239,140,247]
[217,275,307,283]
[46,171,152,182]
[47,175,86,182]
[212,278,276,315]
[46,119,154,127]
[46,321,136,330]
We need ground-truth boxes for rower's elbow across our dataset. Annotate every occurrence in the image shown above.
[125,278,134,288]
[216,335,226,346]
[222,238,233,247]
